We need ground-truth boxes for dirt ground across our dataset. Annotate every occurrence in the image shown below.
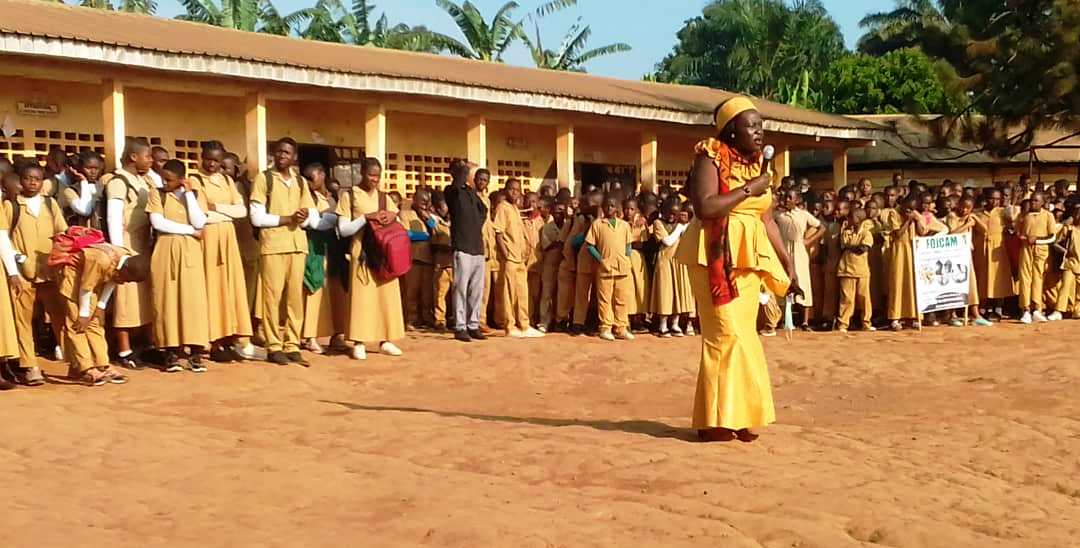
[3,321,1079,548]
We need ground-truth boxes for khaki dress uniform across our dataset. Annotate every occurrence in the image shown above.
[0,210,23,359]
[538,218,564,328]
[302,192,346,340]
[335,186,406,344]
[626,218,651,316]
[191,171,252,342]
[4,195,67,368]
[250,169,316,353]
[973,207,1016,300]
[104,168,154,328]
[492,201,531,331]
[147,189,209,349]
[399,207,436,327]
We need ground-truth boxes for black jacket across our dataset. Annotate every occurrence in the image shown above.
[443,178,487,255]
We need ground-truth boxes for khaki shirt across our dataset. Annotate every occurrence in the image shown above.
[4,194,68,282]
[523,215,544,272]
[58,244,125,303]
[1059,224,1079,273]
[539,218,564,269]
[492,201,527,265]
[104,168,154,252]
[1021,209,1057,242]
[250,168,316,255]
[585,217,632,278]
[431,216,453,268]
[837,221,873,278]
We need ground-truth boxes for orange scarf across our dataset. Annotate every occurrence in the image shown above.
[697,139,761,306]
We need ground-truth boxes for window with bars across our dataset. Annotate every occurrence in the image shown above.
[386,152,460,197]
[32,130,106,162]
[0,128,32,162]
[658,169,690,192]
[494,159,537,191]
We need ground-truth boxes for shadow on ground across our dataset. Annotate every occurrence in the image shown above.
[320,400,695,442]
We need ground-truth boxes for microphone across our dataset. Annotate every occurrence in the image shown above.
[762,144,775,175]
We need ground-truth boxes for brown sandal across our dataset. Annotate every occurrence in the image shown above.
[81,369,108,387]
[102,367,129,385]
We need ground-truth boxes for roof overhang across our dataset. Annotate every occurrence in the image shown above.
[0,32,888,142]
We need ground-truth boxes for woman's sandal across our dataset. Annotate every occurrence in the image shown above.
[81,369,108,387]
[697,428,736,442]
[735,429,759,443]
[102,367,129,385]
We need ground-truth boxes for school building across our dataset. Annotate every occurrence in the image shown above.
[0,0,886,196]
[795,115,1080,189]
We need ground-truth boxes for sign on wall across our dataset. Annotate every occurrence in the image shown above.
[16,102,60,117]
[913,233,972,314]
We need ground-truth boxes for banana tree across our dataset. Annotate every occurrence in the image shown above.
[520,17,630,72]
[435,0,577,61]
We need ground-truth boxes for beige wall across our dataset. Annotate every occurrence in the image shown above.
[487,119,556,193]
[0,75,103,162]
[127,87,246,170]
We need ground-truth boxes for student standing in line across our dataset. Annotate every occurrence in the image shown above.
[103,138,156,368]
[536,197,565,332]
[190,141,252,362]
[1048,205,1080,321]
[886,197,931,330]
[623,197,650,332]
[249,138,319,365]
[774,189,823,329]
[650,196,688,337]
[3,163,68,385]
[524,190,546,327]
[946,197,993,327]
[1017,191,1059,324]
[835,207,874,332]
[335,158,406,360]
[973,188,1016,319]
[147,160,210,373]
[0,199,21,389]
[586,195,634,341]
[430,193,454,331]
[59,150,105,229]
[299,163,347,355]
[399,188,437,330]
[493,179,544,338]
[569,189,604,335]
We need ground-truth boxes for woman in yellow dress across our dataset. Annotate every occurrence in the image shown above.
[679,97,796,443]
[0,209,22,389]
[147,160,210,373]
[191,141,252,362]
[335,158,406,360]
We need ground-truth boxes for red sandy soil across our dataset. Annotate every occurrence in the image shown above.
[3,321,1079,547]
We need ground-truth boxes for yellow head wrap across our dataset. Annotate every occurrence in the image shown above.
[714,96,757,131]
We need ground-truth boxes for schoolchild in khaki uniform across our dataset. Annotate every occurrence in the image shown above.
[554,198,578,330]
[335,158,406,360]
[650,197,689,337]
[59,243,142,386]
[623,198,651,330]
[1048,205,1080,320]
[147,160,210,373]
[431,194,454,330]
[3,163,67,385]
[973,189,1015,318]
[399,189,437,330]
[300,163,347,354]
[249,138,319,365]
[103,138,156,368]
[524,202,545,328]
[59,150,105,229]
[1017,192,1059,323]
[819,200,850,328]
[0,204,21,379]
[569,190,604,334]
[190,141,252,362]
[836,208,874,331]
[536,197,565,331]
[493,179,543,337]
[475,171,498,334]
[586,196,635,341]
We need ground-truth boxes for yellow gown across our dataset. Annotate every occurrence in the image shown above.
[147,189,210,349]
[973,207,1016,300]
[335,187,406,345]
[650,219,683,315]
[192,172,252,341]
[886,214,923,320]
[0,212,20,359]
[627,219,651,315]
[679,139,790,431]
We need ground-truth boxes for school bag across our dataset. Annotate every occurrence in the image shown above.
[48,226,106,269]
[359,190,411,282]
[6,195,59,235]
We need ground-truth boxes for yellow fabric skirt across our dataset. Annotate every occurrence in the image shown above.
[689,267,776,431]
[0,273,18,359]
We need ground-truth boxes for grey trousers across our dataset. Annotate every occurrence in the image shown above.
[453,251,486,331]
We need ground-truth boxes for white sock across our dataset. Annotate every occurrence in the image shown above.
[659,316,669,332]
[118,350,133,358]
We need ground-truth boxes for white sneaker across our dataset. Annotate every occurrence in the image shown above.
[1020,311,1033,324]
[685,326,696,336]
[351,344,367,361]
[671,327,685,337]
[537,324,548,333]
[508,329,526,338]
[1047,311,1063,321]
[379,341,403,356]
[598,330,616,341]
[237,342,266,360]
[54,345,63,361]
[523,327,545,338]
[302,338,324,354]
[617,330,635,341]
[1033,311,1049,323]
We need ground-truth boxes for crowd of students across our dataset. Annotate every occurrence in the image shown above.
[767,173,1079,334]
[0,137,1077,390]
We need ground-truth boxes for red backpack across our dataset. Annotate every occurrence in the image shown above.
[360,191,411,282]
[48,226,106,269]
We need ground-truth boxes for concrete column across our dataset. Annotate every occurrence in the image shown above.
[639,132,658,194]
[557,124,575,191]
[773,145,790,187]
[365,104,387,166]
[101,79,125,171]
[244,92,267,177]
[466,115,487,169]
[832,148,848,190]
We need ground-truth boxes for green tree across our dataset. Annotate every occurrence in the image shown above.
[519,17,630,71]
[653,0,844,103]
[292,0,454,53]
[818,48,961,114]
[70,0,157,13]
[176,0,296,35]
[435,0,578,61]
[856,0,950,56]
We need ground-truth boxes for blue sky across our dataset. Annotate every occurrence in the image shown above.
[155,0,896,79]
